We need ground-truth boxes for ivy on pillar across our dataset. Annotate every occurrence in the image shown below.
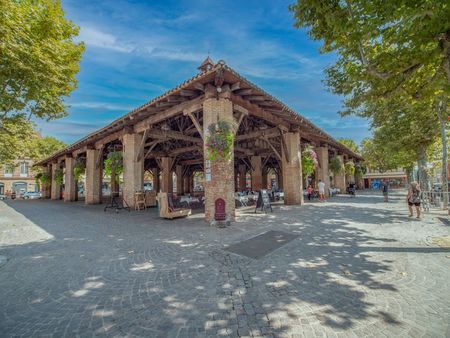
[315,146,330,196]
[250,156,262,191]
[42,165,52,199]
[64,155,76,202]
[203,86,235,223]
[85,148,102,204]
[50,162,61,200]
[123,132,144,208]
[281,132,303,205]
[334,154,346,192]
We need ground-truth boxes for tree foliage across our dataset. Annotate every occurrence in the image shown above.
[0,0,84,134]
[329,155,344,175]
[338,138,359,153]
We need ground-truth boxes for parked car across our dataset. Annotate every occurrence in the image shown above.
[0,194,6,200]
[22,191,42,199]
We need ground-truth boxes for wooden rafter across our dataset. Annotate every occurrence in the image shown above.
[183,110,203,140]
[260,137,281,161]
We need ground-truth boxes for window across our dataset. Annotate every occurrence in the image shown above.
[20,162,28,177]
[4,165,13,177]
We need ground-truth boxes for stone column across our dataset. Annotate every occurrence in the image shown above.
[238,164,246,191]
[42,165,52,199]
[85,148,102,204]
[277,169,283,190]
[176,165,184,195]
[51,162,61,200]
[315,146,330,196]
[123,133,144,208]
[183,175,190,193]
[151,167,160,192]
[250,156,262,191]
[281,132,303,205]
[203,95,235,222]
[334,154,346,192]
[160,157,173,193]
[64,155,76,202]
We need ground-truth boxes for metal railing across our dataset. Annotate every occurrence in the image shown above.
[421,191,450,212]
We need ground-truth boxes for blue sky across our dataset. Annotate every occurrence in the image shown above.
[36,0,370,145]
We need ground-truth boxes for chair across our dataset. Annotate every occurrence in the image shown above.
[157,192,191,219]
[134,192,146,211]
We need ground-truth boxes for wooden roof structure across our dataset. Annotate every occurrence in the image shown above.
[36,59,362,170]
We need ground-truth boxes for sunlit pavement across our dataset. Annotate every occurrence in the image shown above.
[0,190,449,337]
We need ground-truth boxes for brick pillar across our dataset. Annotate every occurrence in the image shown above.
[251,156,262,191]
[203,96,235,222]
[334,155,346,192]
[151,167,160,192]
[315,146,330,196]
[85,148,102,204]
[176,165,184,195]
[238,164,246,191]
[42,165,51,199]
[123,133,144,208]
[51,162,61,200]
[160,157,173,193]
[277,170,283,190]
[189,174,194,192]
[64,155,76,202]
[282,132,303,205]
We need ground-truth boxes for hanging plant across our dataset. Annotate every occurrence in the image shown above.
[104,151,123,183]
[301,146,318,177]
[206,120,234,161]
[54,168,63,185]
[35,172,51,186]
[329,156,344,175]
[344,161,355,176]
[73,161,85,181]
[354,165,365,179]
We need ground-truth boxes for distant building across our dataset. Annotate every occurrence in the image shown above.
[0,158,38,195]
[363,168,407,189]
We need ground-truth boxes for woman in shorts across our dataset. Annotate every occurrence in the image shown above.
[407,181,421,218]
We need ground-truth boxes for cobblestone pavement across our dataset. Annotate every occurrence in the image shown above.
[0,191,449,337]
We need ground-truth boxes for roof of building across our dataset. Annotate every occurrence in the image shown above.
[36,60,363,165]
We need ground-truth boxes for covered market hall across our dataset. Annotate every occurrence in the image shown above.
[36,58,363,223]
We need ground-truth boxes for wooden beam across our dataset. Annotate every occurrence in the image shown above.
[235,146,254,156]
[245,95,265,101]
[230,82,241,91]
[136,129,149,162]
[180,158,203,165]
[147,129,202,144]
[180,89,197,97]
[231,94,289,129]
[261,137,281,161]
[169,145,202,156]
[235,127,280,142]
[134,96,204,133]
[95,145,105,169]
[144,141,163,159]
[156,101,176,108]
[183,110,203,140]
[193,83,205,92]
[235,88,253,96]
[95,130,124,149]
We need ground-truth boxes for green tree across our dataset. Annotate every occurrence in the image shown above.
[27,135,67,161]
[338,138,359,153]
[0,0,84,134]
[290,0,449,191]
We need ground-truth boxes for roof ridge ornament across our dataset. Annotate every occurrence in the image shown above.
[198,56,215,72]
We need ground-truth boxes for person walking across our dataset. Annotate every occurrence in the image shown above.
[381,180,389,202]
[306,185,313,201]
[318,179,326,201]
[407,182,422,218]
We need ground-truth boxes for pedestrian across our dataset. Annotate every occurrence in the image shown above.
[381,179,389,202]
[318,179,326,201]
[407,182,421,218]
[307,185,313,201]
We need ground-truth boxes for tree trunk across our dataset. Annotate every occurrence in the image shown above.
[437,101,448,211]
[417,144,429,190]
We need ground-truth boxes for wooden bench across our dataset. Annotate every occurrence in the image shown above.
[157,192,191,219]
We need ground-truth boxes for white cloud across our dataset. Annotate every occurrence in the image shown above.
[79,26,133,53]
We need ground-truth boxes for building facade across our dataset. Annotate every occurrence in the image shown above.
[363,168,407,189]
[0,158,37,195]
